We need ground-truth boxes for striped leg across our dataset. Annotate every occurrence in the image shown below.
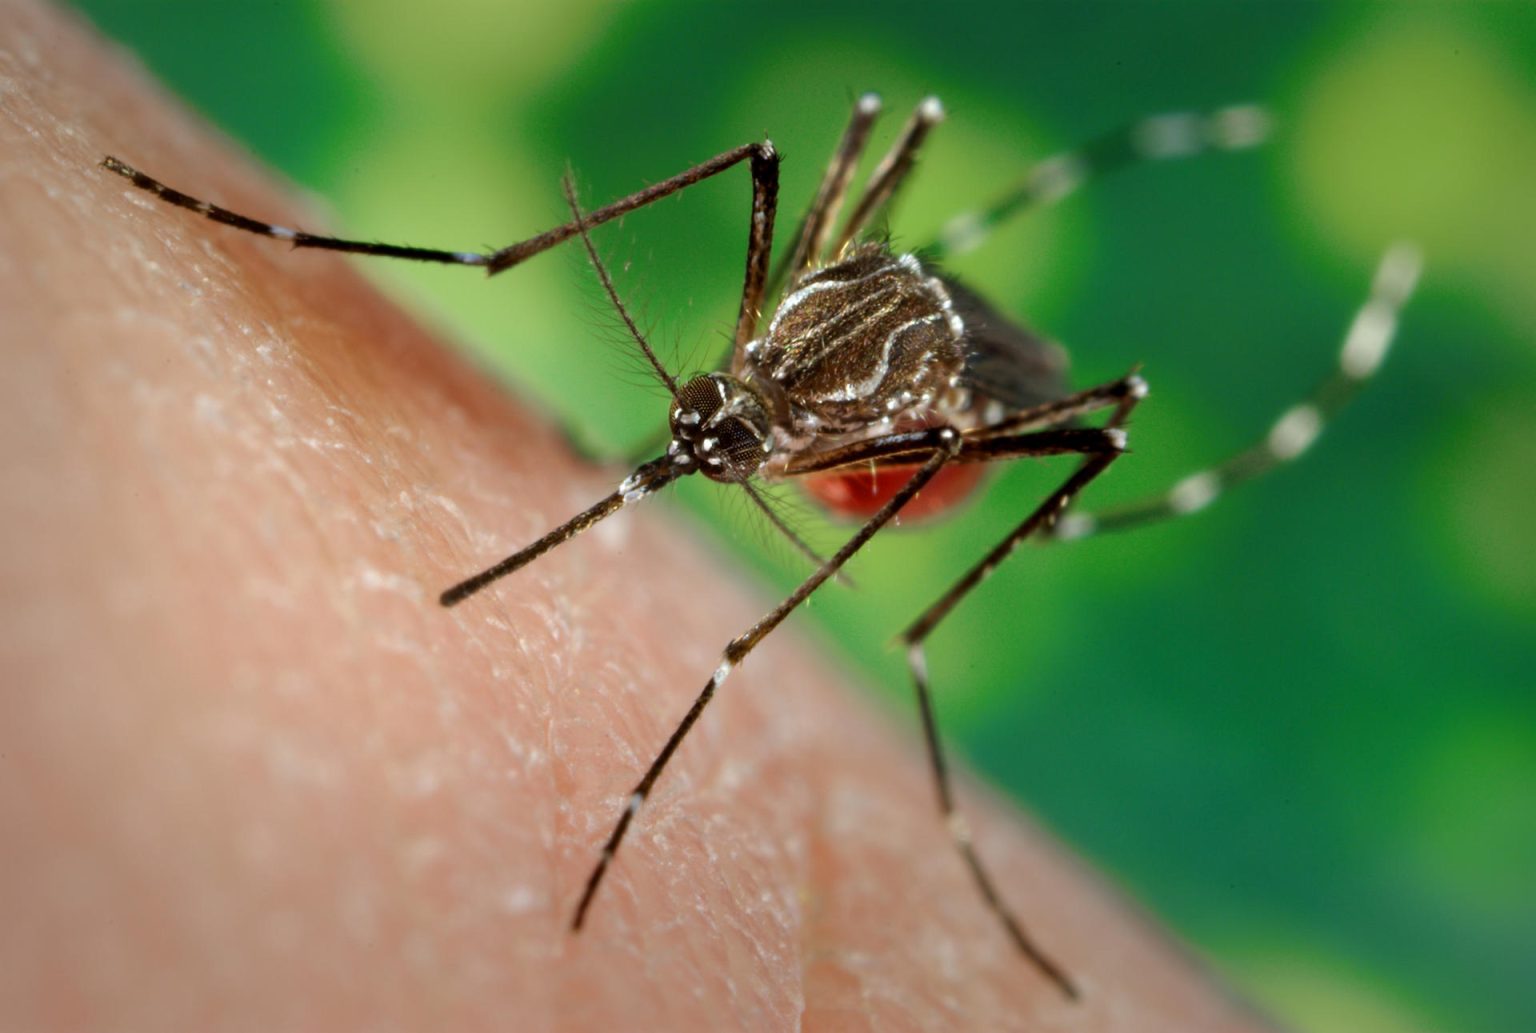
[928,104,1272,260]
[895,384,1143,998]
[100,156,493,266]
[570,426,964,932]
[766,92,884,300]
[829,96,948,258]
[100,142,779,281]
[782,371,1143,475]
[1050,242,1423,542]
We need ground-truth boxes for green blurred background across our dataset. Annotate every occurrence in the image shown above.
[72,1,1535,1029]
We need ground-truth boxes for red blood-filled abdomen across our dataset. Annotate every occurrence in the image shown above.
[800,462,986,521]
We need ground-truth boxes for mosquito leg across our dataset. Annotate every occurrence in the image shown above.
[731,142,782,349]
[963,370,1147,441]
[829,96,947,257]
[899,435,1134,999]
[782,425,1122,481]
[782,370,1143,476]
[927,104,1272,260]
[745,405,1134,999]
[491,142,776,278]
[571,425,964,932]
[1048,242,1422,542]
[766,92,884,298]
[99,156,493,266]
[101,142,778,277]
[440,453,683,607]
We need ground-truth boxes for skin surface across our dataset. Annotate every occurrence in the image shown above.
[0,2,1279,1030]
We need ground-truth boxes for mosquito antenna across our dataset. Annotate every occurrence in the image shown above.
[736,478,854,588]
[561,172,681,402]
[440,455,683,607]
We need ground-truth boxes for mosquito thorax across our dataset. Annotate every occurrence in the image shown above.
[744,243,968,439]
[740,243,979,517]
[667,373,774,482]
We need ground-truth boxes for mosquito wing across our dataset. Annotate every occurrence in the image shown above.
[945,277,1071,411]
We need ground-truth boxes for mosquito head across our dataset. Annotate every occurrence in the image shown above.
[668,373,773,483]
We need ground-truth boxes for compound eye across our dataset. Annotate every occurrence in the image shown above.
[713,416,768,472]
[669,376,721,429]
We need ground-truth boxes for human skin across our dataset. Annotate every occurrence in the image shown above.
[0,2,1278,1030]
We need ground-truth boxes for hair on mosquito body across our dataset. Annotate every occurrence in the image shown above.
[101,92,1420,1001]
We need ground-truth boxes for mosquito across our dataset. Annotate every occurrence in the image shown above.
[101,93,1420,999]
